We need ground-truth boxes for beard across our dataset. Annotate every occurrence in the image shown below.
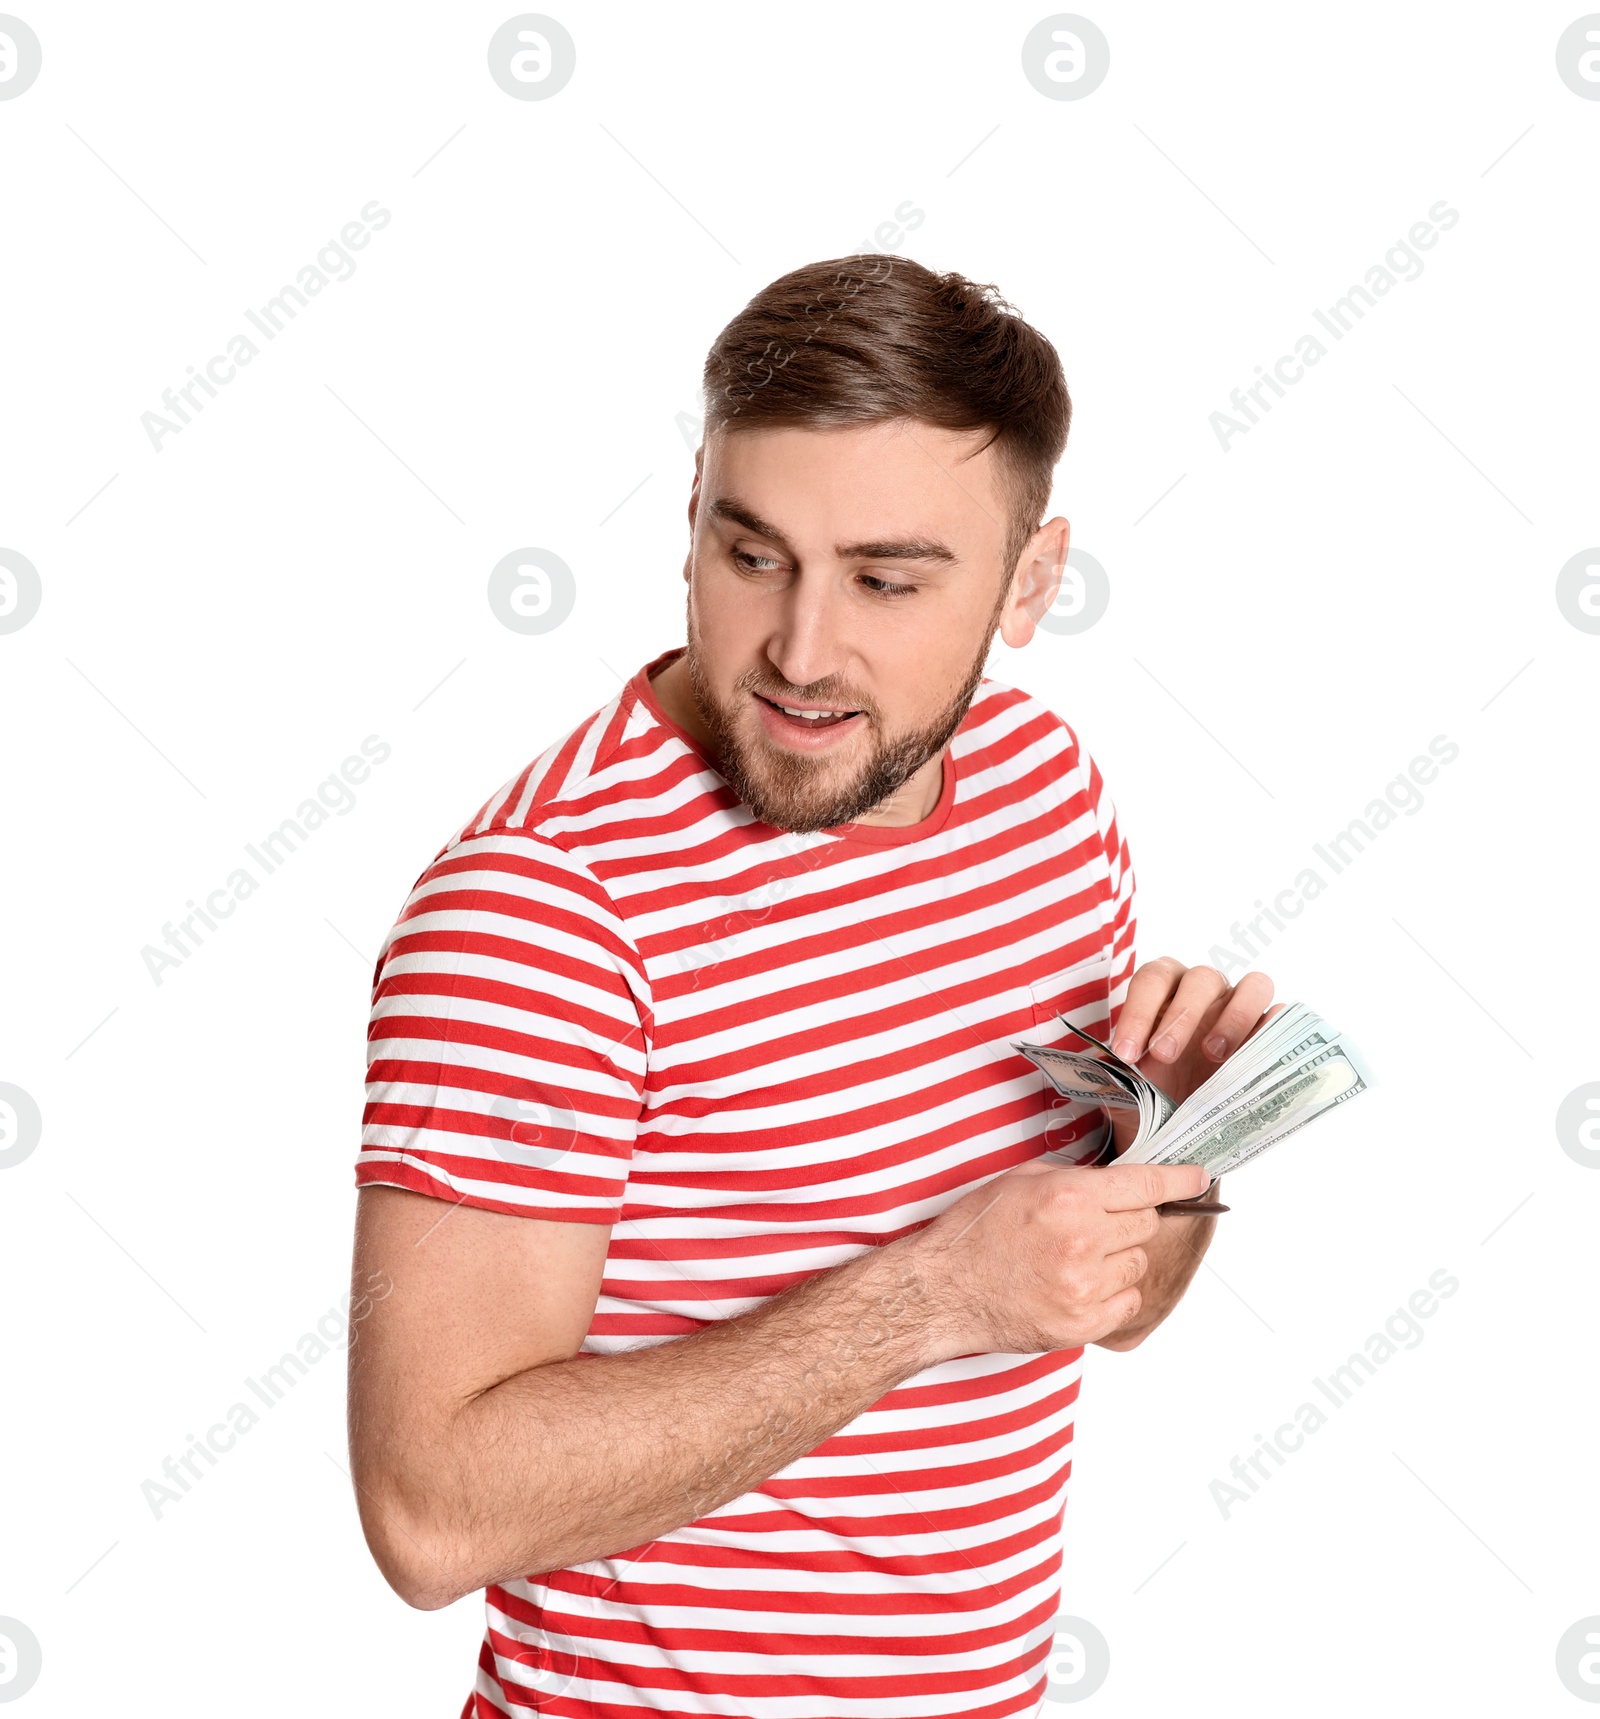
[682,619,998,834]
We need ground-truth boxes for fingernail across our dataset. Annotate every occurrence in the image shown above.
[1203,1034,1227,1059]
[1112,1037,1138,1061]
[1151,1034,1177,1061]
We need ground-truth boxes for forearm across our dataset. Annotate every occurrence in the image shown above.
[1093,1176,1222,1350]
[357,1238,942,1608]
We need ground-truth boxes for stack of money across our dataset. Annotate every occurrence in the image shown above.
[1016,1001,1371,1179]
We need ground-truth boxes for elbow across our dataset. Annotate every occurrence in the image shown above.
[386,1556,465,1614]
[355,1471,564,1611]
[370,1523,467,1612]
[401,1582,465,1614]
[354,1476,475,1611]
[1093,1311,1163,1351]
[1092,1327,1149,1352]
[374,1529,474,1612]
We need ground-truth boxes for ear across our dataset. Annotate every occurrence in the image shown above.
[683,443,704,584]
[999,516,1070,648]
[687,441,704,525]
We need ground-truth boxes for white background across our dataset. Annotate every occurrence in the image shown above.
[2,2,1597,1713]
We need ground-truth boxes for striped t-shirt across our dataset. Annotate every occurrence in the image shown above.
[358,647,1137,1718]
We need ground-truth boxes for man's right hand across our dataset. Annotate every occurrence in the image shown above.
[905,1158,1212,1356]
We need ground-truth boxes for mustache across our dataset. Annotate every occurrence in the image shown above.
[737,667,878,719]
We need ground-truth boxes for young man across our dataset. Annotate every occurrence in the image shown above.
[348,255,1273,1717]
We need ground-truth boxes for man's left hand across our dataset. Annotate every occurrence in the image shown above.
[1109,958,1277,1108]
[1089,958,1276,1338]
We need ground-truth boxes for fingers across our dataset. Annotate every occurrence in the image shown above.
[1091,1161,1211,1211]
[1198,970,1276,1062]
[1088,1285,1144,1341]
[1110,957,1187,1062]
[1110,1203,1162,1250]
[1139,965,1230,1065]
[1110,957,1282,1066]
[1056,1249,1148,1316]
[1102,1244,1149,1294]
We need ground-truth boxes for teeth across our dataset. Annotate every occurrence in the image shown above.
[777,704,848,721]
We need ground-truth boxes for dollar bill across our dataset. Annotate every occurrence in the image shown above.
[1016,999,1370,1184]
[1141,1025,1333,1156]
[1018,1045,1142,1109]
[1016,1019,1177,1139]
[1133,1040,1370,1176]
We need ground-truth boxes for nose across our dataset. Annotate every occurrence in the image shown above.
[763,566,849,693]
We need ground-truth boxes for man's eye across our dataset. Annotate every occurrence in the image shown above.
[859,574,917,598]
[732,549,782,572]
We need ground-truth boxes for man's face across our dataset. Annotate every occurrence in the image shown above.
[680,419,1054,833]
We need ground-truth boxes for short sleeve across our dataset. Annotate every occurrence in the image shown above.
[357,830,650,1223]
[1079,740,1137,1015]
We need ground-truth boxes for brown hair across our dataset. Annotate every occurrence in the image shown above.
[701,254,1071,580]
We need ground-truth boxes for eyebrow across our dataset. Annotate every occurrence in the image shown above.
[708,497,959,565]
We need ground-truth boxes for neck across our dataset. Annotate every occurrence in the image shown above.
[849,752,945,827]
[649,652,714,751]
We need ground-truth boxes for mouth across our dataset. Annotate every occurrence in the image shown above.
[752,691,867,747]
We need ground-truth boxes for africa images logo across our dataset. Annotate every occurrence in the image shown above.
[0,14,42,100]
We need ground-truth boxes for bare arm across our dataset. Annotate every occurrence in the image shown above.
[347,1155,1210,1609]
[348,1186,943,1609]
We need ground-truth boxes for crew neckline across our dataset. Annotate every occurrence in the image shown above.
[628,647,959,848]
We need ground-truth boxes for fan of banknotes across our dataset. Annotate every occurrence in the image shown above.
[1016,1001,1372,1179]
